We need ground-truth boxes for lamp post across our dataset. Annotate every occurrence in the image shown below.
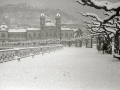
[60,27,61,43]
[59,26,61,44]
[91,36,93,48]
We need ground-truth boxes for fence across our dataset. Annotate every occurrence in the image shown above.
[0,44,63,63]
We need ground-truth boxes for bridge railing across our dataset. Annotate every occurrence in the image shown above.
[0,44,63,63]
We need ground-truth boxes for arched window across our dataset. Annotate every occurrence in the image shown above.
[29,33,31,38]
[38,33,41,38]
[15,34,17,37]
[44,33,45,37]
[1,33,5,38]
[61,33,63,36]
[33,33,36,37]
[54,32,56,37]
[65,32,68,37]
[50,32,52,37]
[9,34,11,37]
[21,34,24,36]
[12,34,14,37]
[70,33,72,37]
[46,32,48,37]
[18,34,20,37]
[48,32,50,37]
[43,33,44,37]
[42,27,44,30]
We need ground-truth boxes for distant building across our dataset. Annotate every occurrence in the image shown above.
[0,13,76,42]
[61,23,81,29]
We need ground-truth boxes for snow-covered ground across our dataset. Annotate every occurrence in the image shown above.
[0,46,120,90]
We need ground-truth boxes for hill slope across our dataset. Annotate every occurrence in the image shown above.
[0,3,79,28]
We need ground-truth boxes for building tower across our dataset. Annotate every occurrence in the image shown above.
[55,13,61,39]
[55,13,61,29]
[1,16,10,28]
[40,13,45,30]
[0,23,8,42]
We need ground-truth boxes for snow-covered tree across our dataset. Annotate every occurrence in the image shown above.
[75,0,120,23]
[82,17,115,45]
[74,28,83,38]
[75,0,120,47]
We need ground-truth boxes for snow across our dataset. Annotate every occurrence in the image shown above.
[91,24,100,27]
[61,27,75,31]
[0,46,120,90]
[41,13,45,17]
[0,24,8,30]
[1,28,6,31]
[56,13,60,17]
[77,0,120,10]
[106,2,120,10]
[105,27,116,34]
[45,22,55,26]
[75,0,85,5]
[81,12,103,22]
[116,22,120,29]
[83,20,100,25]
[0,25,8,29]
[8,28,40,32]
[8,29,26,32]
[91,0,113,10]
[109,33,114,38]
[27,28,40,31]
[104,11,115,16]
[104,12,116,21]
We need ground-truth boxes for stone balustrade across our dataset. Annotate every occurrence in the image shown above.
[0,39,61,48]
[0,44,63,63]
[0,49,16,63]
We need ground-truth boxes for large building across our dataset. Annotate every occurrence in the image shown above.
[0,13,75,42]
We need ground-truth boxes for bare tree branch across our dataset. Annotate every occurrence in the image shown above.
[75,0,120,23]
[75,0,120,11]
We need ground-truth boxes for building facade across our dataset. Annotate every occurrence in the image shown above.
[0,13,75,42]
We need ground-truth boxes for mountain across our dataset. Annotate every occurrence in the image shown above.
[0,3,79,28]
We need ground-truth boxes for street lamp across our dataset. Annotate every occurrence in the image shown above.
[91,36,93,48]
[59,26,61,44]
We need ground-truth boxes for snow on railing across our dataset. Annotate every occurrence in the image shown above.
[0,44,63,63]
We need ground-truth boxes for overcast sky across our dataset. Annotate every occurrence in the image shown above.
[0,0,119,23]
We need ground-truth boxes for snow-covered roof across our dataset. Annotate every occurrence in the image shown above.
[45,21,55,26]
[41,13,45,17]
[0,24,8,31]
[0,24,8,28]
[27,28,40,31]
[61,28,76,31]
[1,28,7,31]
[8,28,26,32]
[56,13,60,17]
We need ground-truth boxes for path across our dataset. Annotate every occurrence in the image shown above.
[0,46,120,90]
